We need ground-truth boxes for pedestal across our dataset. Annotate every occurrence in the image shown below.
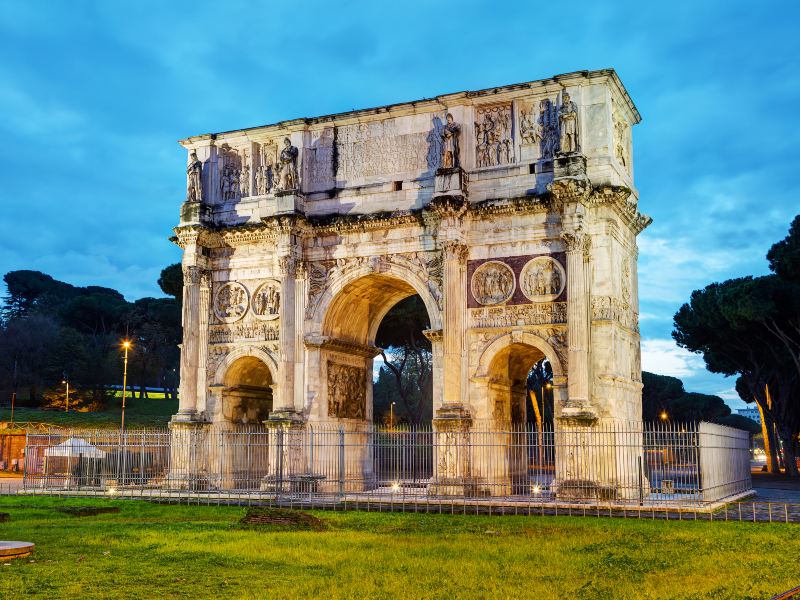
[274,190,305,215]
[179,201,210,225]
[434,167,468,198]
[168,419,210,490]
[260,411,308,493]
[553,154,587,179]
[553,419,647,501]
[428,405,485,496]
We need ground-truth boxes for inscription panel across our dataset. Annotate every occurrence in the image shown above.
[335,117,440,182]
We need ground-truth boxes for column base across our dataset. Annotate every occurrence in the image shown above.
[167,419,211,490]
[427,478,489,497]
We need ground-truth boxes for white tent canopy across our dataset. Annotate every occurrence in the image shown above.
[44,438,106,459]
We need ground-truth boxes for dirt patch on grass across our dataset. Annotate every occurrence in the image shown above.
[0,512,9,522]
[239,507,326,531]
[55,506,121,517]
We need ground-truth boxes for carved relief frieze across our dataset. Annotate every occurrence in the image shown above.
[621,261,632,310]
[219,145,243,202]
[519,257,566,303]
[475,104,514,168]
[327,361,366,420]
[251,280,280,320]
[591,296,637,331]
[519,98,559,160]
[471,261,515,306]
[254,142,277,195]
[613,103,631,171]
[470,302,567,328]
[209,321,280,344]
[213,282,249,323]
[306,127,335,190]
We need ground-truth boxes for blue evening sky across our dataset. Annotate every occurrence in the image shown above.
[1,1,797,409]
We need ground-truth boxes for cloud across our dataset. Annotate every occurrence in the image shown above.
[641,339,705,378]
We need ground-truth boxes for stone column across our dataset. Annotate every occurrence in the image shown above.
[175,262,208,422]
[294,261,307,413]
[195,269,212,416]
[441,241,468,406]
[561,230,594,418]
[273,254,298,417]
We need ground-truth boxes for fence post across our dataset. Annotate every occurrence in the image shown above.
[276,426,284,501]
[638,455,643,506]
[338,426,345,498]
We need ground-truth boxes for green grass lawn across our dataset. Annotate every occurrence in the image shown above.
[0,497,798,599]
[1,394,177,429]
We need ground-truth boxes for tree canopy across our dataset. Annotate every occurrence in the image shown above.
[673,214,800,476]
[0,265,182,410]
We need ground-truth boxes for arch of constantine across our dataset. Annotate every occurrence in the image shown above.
[172,69,653,499]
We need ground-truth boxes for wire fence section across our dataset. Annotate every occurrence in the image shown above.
[19,420,752,509]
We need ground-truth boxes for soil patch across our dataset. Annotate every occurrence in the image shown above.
[239,507,326,530]
[0,512,9,523]
[55,506,121,517]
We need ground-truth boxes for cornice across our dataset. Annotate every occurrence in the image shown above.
[180,68,639,147]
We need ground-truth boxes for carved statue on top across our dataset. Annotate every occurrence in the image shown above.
[240,163,250,197]
[186,151,203,202]
[440,113,461,169]
[558,92,580,155]
[275,137,299,192]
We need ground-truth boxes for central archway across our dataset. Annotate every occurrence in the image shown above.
[308,266,443,424]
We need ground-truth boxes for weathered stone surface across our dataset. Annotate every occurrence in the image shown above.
[172,69,651,498]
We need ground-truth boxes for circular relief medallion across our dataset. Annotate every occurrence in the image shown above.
[520,256,566,303]
[251,280,280,320]
[471,261,516,306]
[214,281,249,323]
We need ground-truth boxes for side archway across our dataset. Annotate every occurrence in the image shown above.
[211,346,278,425]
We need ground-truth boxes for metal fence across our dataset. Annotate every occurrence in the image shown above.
[19,421,752,510]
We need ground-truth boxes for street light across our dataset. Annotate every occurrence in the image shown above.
[62,376,70,413]
[390,401,396,430]
[659,410,668,421]
[120,340,131,432]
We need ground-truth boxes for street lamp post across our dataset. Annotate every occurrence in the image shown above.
[390,401,396,430]
[62,377,70,413]
[121,341,131,432]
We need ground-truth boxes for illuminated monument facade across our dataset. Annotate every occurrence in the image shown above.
[172,69,651,497]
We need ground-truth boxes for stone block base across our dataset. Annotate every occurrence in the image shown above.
[427,477,489,497]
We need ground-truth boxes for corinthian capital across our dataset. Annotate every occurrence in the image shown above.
[182,265,209,285]
[561,231,591,257]
[277,255,297,277]
[442,240,469,263]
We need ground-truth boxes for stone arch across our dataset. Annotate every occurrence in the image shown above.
[312,261,443,343]
[472,330,567,427]
[213,346,279,385]
[212,347,277,425]
[475,331,564,380]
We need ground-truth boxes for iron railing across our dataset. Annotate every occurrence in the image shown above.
[18,421,752,509]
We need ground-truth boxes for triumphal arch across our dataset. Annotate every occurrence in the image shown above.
[171,69,651,498]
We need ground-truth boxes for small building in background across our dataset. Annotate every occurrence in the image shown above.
[737,407,761,424]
